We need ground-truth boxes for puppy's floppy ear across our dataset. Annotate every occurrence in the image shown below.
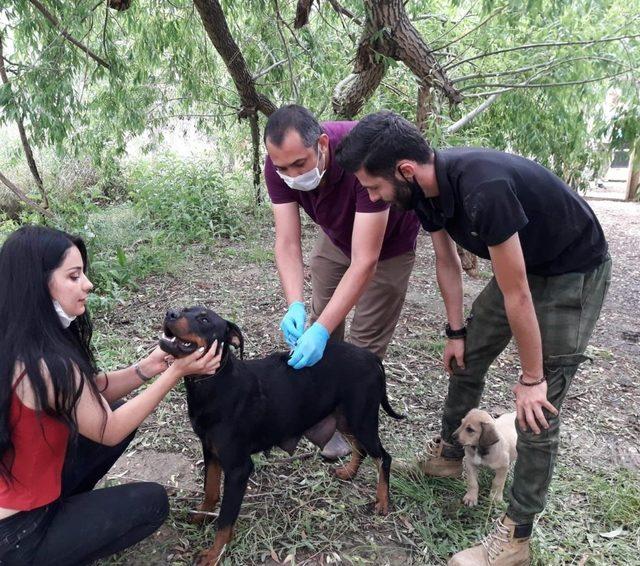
[479,422,499,447]
[225,320,244,359]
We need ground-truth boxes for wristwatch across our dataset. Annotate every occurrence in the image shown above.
[445,323,467,339]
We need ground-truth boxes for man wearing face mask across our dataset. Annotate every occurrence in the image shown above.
[264,105,420,459]
[335,111,610,566]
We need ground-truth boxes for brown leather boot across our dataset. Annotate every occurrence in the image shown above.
[393,437,463,478]
[447,515,532,566]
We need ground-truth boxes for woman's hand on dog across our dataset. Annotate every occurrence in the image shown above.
[141,346,176,377]
[512,380,558,434]
[170,340,223,379]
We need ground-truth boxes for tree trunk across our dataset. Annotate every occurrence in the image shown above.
[625,142,640,201]
[248,113,262,205]
[333,0,461,118]
[416,83,433,132]
[0,32,49,208]
[294,0,314,29]
[193,0,277,200]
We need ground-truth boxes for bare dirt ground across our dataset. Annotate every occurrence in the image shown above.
[98,194,639,565]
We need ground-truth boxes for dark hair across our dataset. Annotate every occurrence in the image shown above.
[0,225,104,481]
[264,104,323,148]
[335,111,433,179]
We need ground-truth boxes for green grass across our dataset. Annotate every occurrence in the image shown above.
[390,464,640,565]
[102,456,640,565]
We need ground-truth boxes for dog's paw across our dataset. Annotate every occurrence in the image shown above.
[374,498,389,515]
[332,465,357,481]
[463,492,478,507]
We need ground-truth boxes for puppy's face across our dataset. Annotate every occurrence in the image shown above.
[454,409,499,448]
[159,306,243,359]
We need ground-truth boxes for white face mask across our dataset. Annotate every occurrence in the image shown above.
[53,300,76,328]
[276,148,325,192]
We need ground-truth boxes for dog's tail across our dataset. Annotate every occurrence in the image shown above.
[377,358,405,420]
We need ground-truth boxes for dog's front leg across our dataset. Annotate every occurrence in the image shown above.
[196,458,254,566]
[489,466,508,504]
[462,457,480,507]
[191,452,222,525]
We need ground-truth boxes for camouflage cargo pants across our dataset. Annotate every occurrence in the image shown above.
[440,258,611,523]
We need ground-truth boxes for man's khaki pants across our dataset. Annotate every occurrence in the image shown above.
[308,232,415,359]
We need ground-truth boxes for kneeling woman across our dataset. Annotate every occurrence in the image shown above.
[0,225,221,565]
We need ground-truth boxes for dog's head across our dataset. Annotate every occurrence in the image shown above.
[159,306,244,360]
[453,409,499,448]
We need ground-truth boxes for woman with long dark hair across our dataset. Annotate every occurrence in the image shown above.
[0,225,221,564]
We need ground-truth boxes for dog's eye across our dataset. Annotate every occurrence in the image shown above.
[466,426,474,433]
[200,317,209,324]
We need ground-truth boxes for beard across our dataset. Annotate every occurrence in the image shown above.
[391,178,414,211]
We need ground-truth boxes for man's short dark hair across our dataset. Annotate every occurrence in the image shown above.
[335,111,433,178]
[264,104,323,148]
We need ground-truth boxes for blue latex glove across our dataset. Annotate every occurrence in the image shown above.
[288,322,330,370]
[280,301,307,347]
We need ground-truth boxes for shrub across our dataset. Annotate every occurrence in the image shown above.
[128,155,244,242]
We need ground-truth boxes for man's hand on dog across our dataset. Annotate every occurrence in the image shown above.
[288,322,329,369]
[170,340,223,378]
[512,380,559,434]
[280,301,307,347]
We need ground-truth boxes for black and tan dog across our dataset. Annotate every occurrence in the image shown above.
[159,306,404,565]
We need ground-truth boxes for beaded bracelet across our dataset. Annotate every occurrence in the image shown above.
[134,363,152,383]
[518,374,546,386]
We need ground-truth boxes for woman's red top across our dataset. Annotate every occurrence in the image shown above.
[0,371,69,510]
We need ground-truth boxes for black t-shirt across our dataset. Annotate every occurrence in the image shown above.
[414,148,608,276]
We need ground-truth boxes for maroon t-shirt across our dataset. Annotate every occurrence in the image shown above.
[265,121,419,260]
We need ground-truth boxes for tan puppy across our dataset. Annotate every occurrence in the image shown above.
[453,409,517,507]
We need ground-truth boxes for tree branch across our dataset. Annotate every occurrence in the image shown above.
[327,0,362,25]
[0,31,48,207]
[428,2,477,48]
[193,0,276,117]
[0,170,53,218]
[445,93,501,134]
[458,58,631,92]
[27,0,110,69]
[253,58,287,81]
[433,7,505,52]
[446,32,640,71]
[464,67,635,98]
[273,0,298,99]
[451,56,621,84]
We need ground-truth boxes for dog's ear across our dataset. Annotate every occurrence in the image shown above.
[225,321,244,360]
[479,422,499,447]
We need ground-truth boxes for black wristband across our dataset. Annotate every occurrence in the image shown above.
[445,323,467,339]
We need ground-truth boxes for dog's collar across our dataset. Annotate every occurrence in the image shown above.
[185,346,231,384]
